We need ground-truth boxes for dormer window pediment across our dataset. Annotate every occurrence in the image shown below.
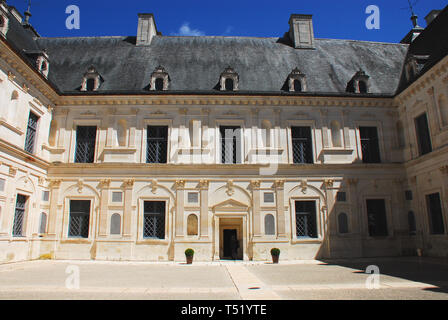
[150,66,169,91]
[347,69,370,94]
[0,11,9,37]
[81,66,103,92]
[287,68,307,92]
[219,67,239,91]
[405,54,430,82]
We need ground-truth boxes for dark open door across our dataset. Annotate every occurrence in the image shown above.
[223,229,237,259]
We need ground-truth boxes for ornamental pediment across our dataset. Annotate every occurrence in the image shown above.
[211,198,250,213]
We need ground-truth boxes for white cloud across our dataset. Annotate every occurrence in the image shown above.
[172,23,205,36]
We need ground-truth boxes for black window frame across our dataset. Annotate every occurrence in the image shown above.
[359,126,381,163]
[295,201,318,239]
[143,201,166,239]
[366,199,388,237]
[146,125,168,164]
[291,126,313,164]
[414,113,432,156]
[74,126,97,163]
[68,200,91,238]
[24,112,39,154]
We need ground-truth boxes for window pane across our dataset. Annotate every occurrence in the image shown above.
[264,192,274,203]
[74,126,97,163]
[265,214,275,235]
[147,126,168,163]
[25,112,39,153]
[220,126,241,164]
[291,127,313,164]
[188,192,199,203]
[39,213,47,234]
[69,200,90,238]
[359,127,381,163]
[112,192,123,203]
[415,113,432,156]
[426,193,444,235]
[13,194,27,237]
[110,213,121,235]
[295,201,317,238]
[143,201,165,239]
[366,199,388,236]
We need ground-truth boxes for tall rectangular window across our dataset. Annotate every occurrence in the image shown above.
[415,113,432,156]
[220,126,241,164]
[426,193,444,235]
[291,126,313,164]
[146,126,168,163]
[143,201,166,239]
[366,199,388,237]
[24,112,39,153]
[74,126,97,163]
[359,127,381,163]
[13,194,27,237]
[295,201,317,238]
[68,200,91,238]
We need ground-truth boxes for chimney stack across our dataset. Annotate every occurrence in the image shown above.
[288,14,315,49]
[136,13,157,46]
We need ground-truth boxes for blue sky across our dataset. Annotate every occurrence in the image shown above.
[7,0,447,43]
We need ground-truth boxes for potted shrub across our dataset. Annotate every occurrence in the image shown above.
[270,248,280,264]
[185,248,194,264]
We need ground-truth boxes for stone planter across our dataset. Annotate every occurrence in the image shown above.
[186,255,193,264]
[272,254,279,264]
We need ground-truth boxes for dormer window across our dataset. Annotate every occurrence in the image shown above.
[0,14,8,37]
[346,69,370,94]
[150,66,169,91]
[36,52,50,78]
[287,68,307,92]
[81,66,102,92]
[220,67,239,91]
[405,55,429,82]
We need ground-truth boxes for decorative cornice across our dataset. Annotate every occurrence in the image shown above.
[174,179,186,189]
[274,179,285,190]
[198,179,209,190]
[123,178,135,188]
[99,178,111,189]
[48,179,62,188]
[249,180,261,190]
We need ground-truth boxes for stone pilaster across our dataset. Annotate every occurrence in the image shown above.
[47,179,61,236]
[198,179,209,237]
[347,178,360,234]
[250,180,261,237]
[324,179,335,235]
[122,179,134,237]
[274,180,286,237]
[175,180,185,237]
[98,179,111,237]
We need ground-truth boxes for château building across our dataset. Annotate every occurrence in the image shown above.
[0,1,447,262]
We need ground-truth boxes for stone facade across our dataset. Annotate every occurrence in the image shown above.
[0,4,447,262]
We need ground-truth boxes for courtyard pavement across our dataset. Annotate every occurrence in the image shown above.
[0,257,447,300]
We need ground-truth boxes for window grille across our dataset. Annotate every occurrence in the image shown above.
[415,113,432,156]
[24,112,39,153]
[74,126,97,163]
[143,201,165,239]
[13,194,27,237]
[68,200,90,238]
[366,199,388,237]
[220,126,241,164]
[112,192,123,203]
[295,201,317,238]
[426,193,444,235]
[146,126,168,163]
[359,127,381,163]
[264,192,274,203]
[291,126,313,164]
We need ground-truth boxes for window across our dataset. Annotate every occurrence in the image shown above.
[359,127,381,163]
[13,194,27,237]
[187,192,199,203]
[287,68,307,92]
[0,178,5,192]
[291,126,313,164]
[426,193,444,235]
[220,126,241,164]
[408,211,416,236]
[225,78,234,91]
[338,213,349,234]
[110,213,121,235]
[187,214,198,236]
[86,79,95,91]
[366,199,388,237]
[264,214,275,235]
[39,212,47,234]
[155,78,164,91]
[81,66,102,91]
[405,190,413,201]
[143,201,166,239]
[264,192,274,203]
[74,126,97,163]
[415,113,432,156]
[293,80,302,92]
[24,112,39,153]
[112,192,123,203]
[358,81,367,94]
[146,126,168,163]
[347,70,369,94]
[42,191,49,202]
[219,67,239,91]
[336,192,346,202]
[295,201,317,238]
[68,200,91,238]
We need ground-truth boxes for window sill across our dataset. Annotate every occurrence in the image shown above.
[60,238,91,244]
[291,238,322,244]
[247,148,285,156]
[321,147,354,155]
[177,147,211,155]
[136,239,169,245]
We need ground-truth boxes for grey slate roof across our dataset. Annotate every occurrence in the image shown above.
[34,35,409,96]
